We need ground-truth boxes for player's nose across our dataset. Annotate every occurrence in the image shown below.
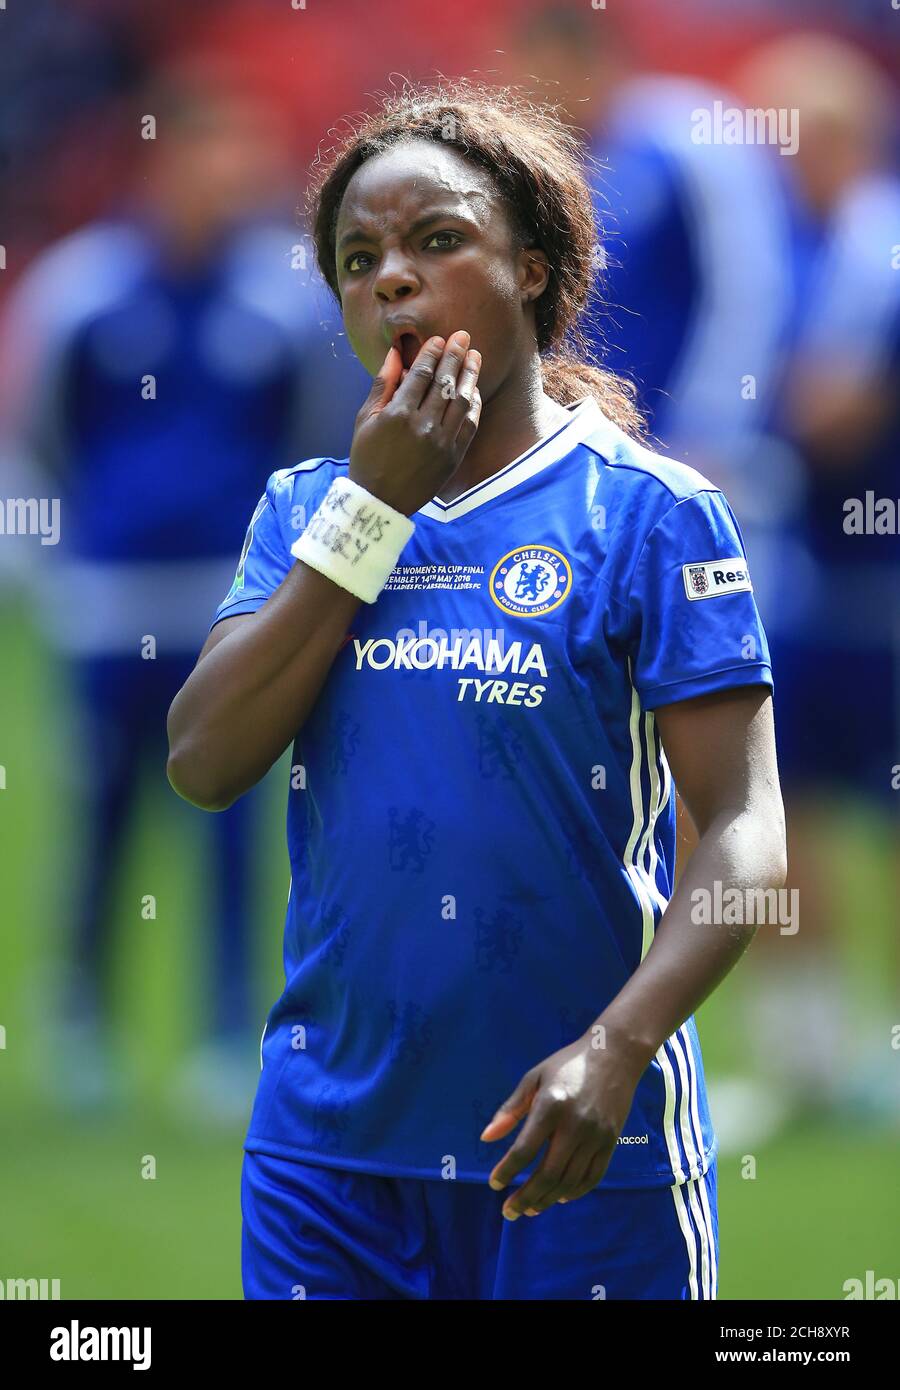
[373,249,420,303]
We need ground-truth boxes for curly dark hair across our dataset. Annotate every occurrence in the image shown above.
[305,77,643,438]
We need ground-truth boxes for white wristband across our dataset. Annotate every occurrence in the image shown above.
[289,475,415,603]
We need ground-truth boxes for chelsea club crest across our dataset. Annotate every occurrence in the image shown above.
[489,545,573,618]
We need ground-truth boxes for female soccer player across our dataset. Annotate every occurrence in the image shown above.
[167,80,786,1301]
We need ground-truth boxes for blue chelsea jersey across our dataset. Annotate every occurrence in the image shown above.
[210,396,773,1187]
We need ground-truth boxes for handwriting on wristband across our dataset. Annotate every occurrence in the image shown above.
[306,484,394,565]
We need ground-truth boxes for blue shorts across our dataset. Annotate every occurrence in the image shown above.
[240,1149,718,1300]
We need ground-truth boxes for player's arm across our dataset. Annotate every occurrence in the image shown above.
[167,334,481,812]
[484,683,786,1217]
[166,567,364,811]
[600,683,786,1069]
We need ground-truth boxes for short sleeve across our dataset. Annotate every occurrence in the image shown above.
[209,472,294,630]
[627,489,773,709]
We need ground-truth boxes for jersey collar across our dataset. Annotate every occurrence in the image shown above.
[416,396,609,523]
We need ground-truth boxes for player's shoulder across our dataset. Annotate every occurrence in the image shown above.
[610,74,725,149]
[581,409,723,524]
[238,456,348,562]
[24,219,147,282]
[6,219,149,339]
[275,454,348,485]
[264,455,349,508]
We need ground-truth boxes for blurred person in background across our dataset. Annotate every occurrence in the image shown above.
[727,33,900,1131]
[0,59,368,1120]
[504,8,795,1139]
[505,3,791,489]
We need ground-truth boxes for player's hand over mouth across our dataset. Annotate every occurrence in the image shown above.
[348,331,482,515]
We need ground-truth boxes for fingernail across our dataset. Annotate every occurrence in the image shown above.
[502,1208,520,1222]
[452,331,470,347]
[488,1177,504,1190]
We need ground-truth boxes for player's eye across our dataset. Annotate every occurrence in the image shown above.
[343,231,461,274]
[423,230,463,251]
[343,251,375,274]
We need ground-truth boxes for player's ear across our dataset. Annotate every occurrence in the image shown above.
[517,247,551,305]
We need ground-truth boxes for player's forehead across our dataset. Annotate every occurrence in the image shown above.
[336,139,504,243]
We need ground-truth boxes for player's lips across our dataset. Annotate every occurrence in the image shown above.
[386,321,429,370]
